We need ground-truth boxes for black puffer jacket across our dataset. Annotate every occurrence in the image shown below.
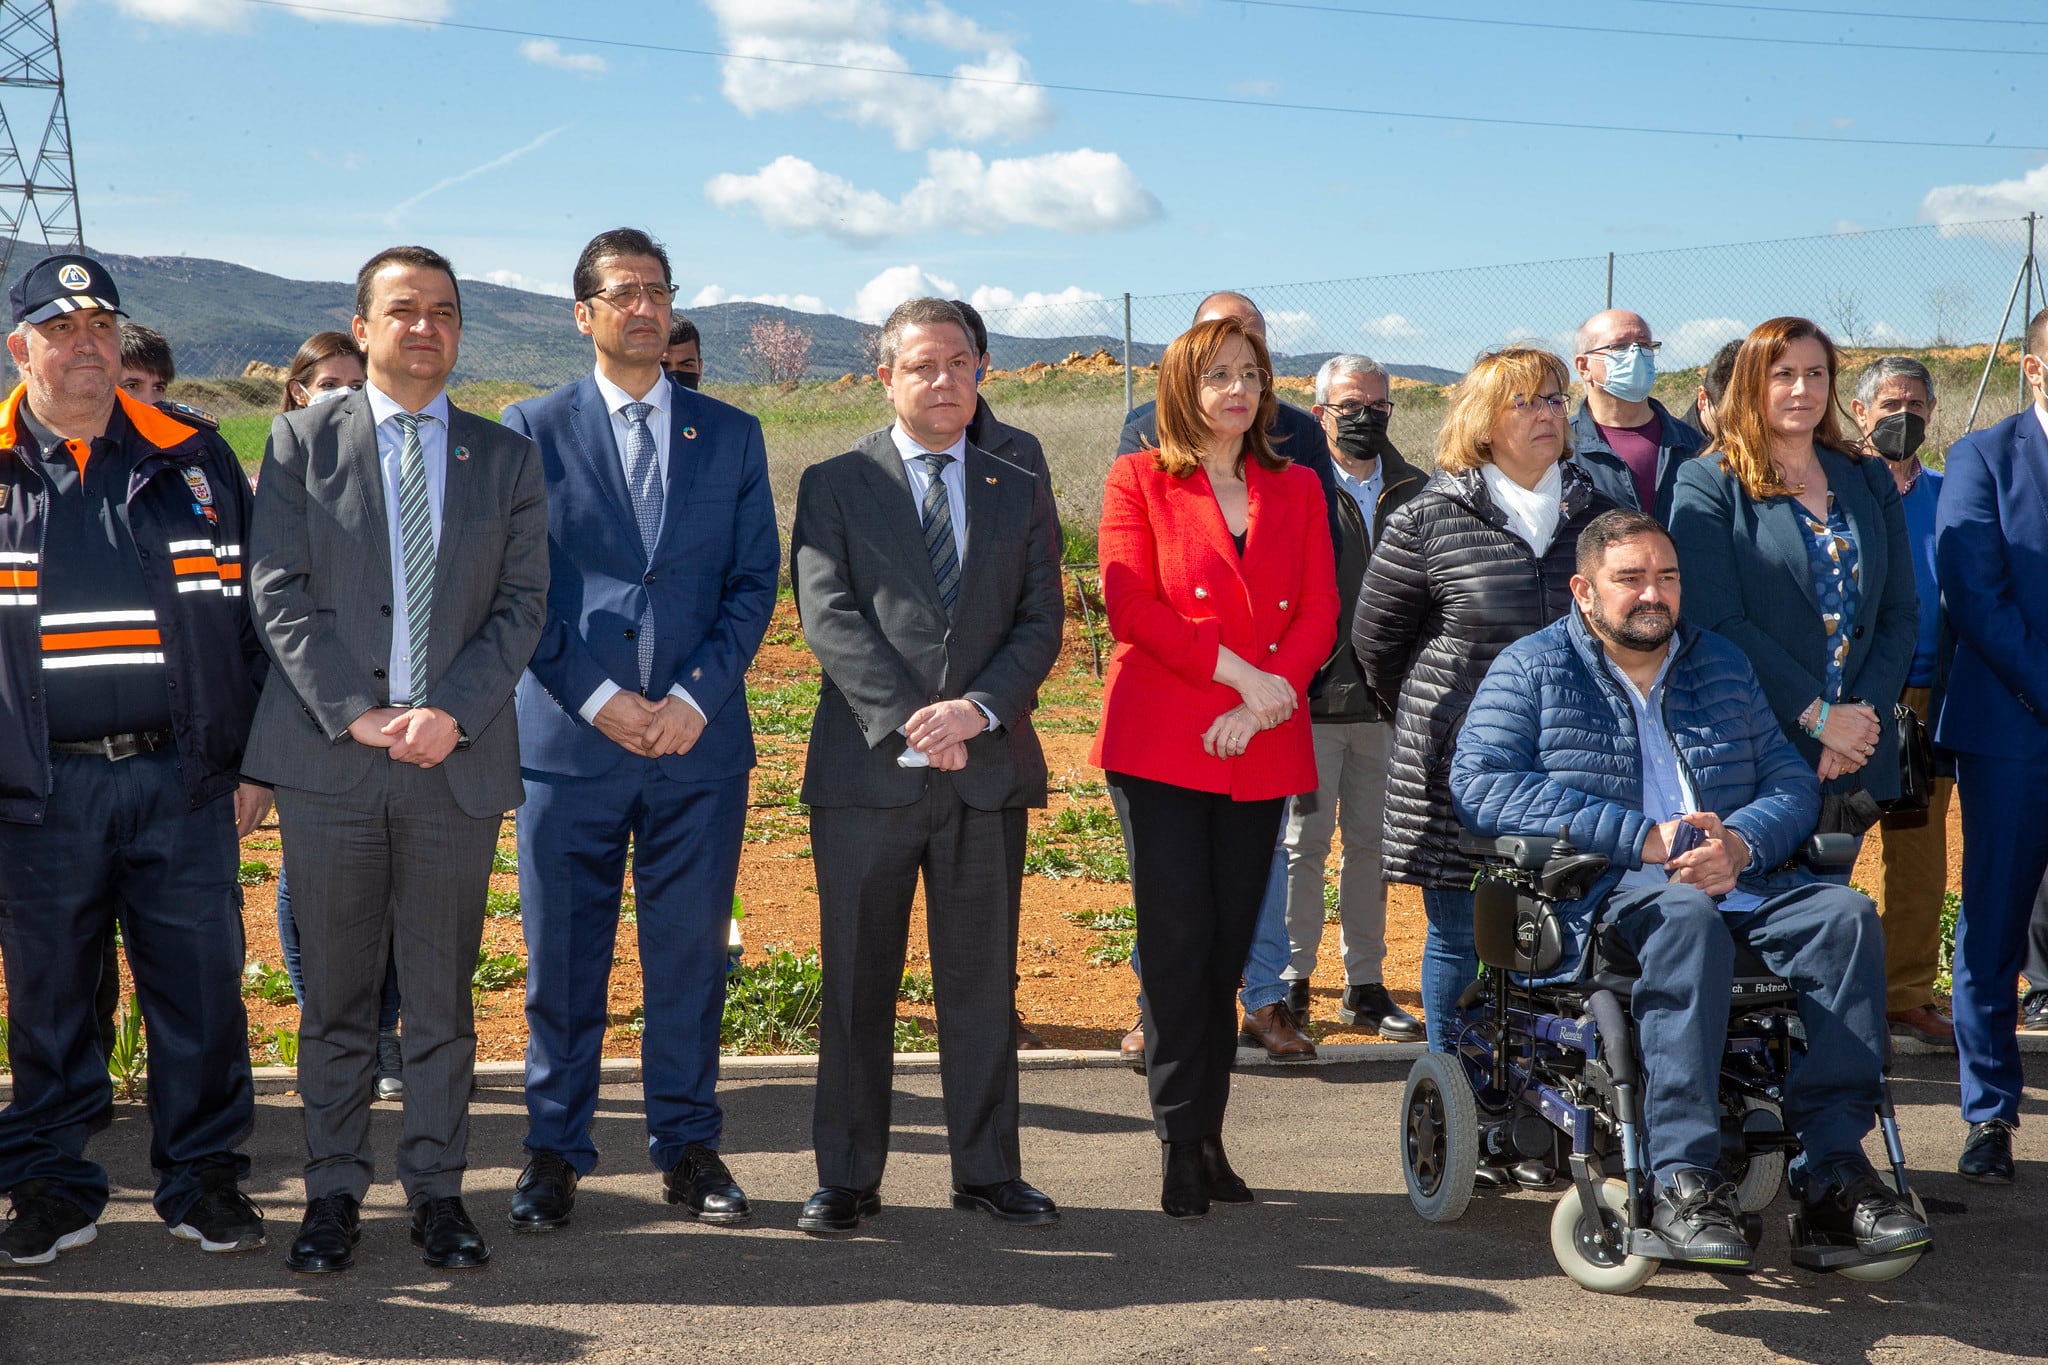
[1351,462,1612,887]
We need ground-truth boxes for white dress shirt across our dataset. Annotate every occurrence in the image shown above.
[887,422,992,762]
[577,366,704,726]
[2033,399,2048,445]
[1482,460,1564,558]
[365,381,449,705]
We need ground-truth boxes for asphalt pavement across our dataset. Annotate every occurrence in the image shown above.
[0,1052,2041,1364]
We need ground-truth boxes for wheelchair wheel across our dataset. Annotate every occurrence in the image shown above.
[1550,1178,1660,1294]
[1730,1096,1787,1213]
[1401,1052,1478,1222]
[1833,1172,1929,1284]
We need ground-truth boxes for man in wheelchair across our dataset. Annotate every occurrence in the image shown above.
[1449,509,1931,1271]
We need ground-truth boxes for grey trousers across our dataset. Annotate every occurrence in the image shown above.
[1279,720,1391,986]
[810,776,1023,1192]
[277,761,501,1204]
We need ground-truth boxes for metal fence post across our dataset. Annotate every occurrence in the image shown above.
[1965,239,2037,434]
[2024,213,2039,416]
[1122,292,1134,416]
[1605,252,1615,310]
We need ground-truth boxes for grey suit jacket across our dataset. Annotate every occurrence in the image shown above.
[790,428,1063,812]
[244,389,549,818]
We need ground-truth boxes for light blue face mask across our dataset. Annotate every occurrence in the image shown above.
[1599,344,1656,404]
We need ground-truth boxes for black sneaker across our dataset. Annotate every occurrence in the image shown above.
[169,1177,267,1254]
[1284,978,1310,1024]
[1339,983,1426,1042]
[2023,994,2048,1033]
[375,1029,405,1103]
[1650,1169,1755,1269]
[1801,1172,1932,1258]
[0,1182,97,1266]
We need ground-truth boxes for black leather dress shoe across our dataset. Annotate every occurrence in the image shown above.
[508,1150,578,1231]
[2024,994,2048,1033]
[1285,978,1311,1024]
[1198,1135,1253,1204]
[952,1179,1060,1226]
[1959,1119,2017,1184]
[797,1186,881,1234]
[1339,983,1426,1042]
[1161,1140,1209,1220]
[410,1196,491,1269]
[662,1144,751,1224]
[285,1194,361,1275]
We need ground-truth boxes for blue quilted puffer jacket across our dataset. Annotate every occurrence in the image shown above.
[1449,608,1821,978]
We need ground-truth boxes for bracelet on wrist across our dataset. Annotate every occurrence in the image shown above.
[1804,700,1830,740]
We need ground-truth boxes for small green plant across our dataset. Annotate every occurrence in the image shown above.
[1064,905,1136,932]
[721,945,824,1054]
[1086,929,1137,967]
[492,846,518,875]
[107,995,146,1099]
[1022,845,1129,882]
[1935,889,1961,997]
[0,1015,10,1072]
[236,859,272,886]
[747,678,822,738]
[266,1025,300,1067]
[899,970,936,1004]
[893,1017,938,1052]
[242,960,296,1005]
[484,888,521,919]
[1324,880,1341,924]
[473,949,527,994]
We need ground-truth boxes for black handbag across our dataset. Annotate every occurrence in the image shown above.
[1880,700,1935,824]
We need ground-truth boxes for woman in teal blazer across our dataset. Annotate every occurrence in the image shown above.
[1669,317,1917,806]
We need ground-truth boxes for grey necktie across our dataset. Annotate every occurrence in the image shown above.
[393,411,434,706]
[623,401,662,688]
[917,451,960,615]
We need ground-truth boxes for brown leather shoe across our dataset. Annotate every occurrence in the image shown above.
[1120,1021,1146,1071]
[1238,1002,1317,1060]
[1887,1003,1955,1048]
[1015,1012,1050,1051]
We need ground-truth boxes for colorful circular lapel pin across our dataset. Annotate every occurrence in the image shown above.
[455,446,471,461]
[682,426,698,440]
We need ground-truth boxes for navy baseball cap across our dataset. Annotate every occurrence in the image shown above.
[10,252,126,326]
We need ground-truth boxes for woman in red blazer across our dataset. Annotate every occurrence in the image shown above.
[1090,316,1338,1219]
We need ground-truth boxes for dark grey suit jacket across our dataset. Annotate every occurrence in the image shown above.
[244,389,549,817]
[790,428,1063,812]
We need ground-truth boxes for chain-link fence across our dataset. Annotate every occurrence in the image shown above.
[151,217,2042,544]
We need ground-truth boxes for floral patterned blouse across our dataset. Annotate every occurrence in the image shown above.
[1795,491,1862,703]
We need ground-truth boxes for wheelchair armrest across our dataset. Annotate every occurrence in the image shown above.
[1800,832,1859,872]
[1538,852,1613,902]
[1457,830,1564,870]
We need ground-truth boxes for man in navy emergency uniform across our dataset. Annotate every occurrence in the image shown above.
[0,254,273,1266]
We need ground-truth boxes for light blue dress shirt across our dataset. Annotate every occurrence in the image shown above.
[1332,460,1384,547]
[887,422,990,758]
[365,382,449,706]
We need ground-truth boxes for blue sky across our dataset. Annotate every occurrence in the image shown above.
[58,0,2048,364]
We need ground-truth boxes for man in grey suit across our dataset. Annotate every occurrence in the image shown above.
[789,297,1064,1234]
[246,245,548,1274]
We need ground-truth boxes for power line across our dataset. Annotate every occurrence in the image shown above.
[238,0,2048,154]
[1628,0,2048,28]
[1213,0,2041,59]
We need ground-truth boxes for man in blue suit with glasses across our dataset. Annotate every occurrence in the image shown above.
[500,228,778,1231]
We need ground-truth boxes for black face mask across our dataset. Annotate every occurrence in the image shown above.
[1332,406,1391,461]
[671,370,702,391]
[1868,411,1925,462]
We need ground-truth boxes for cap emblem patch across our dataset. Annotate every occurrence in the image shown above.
[55,263,90,291]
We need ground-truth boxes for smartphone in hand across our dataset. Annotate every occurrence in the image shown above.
[1665,818,1704,876]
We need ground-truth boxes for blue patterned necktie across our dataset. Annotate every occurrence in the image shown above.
[623,401,663,688]
[917,451,960,615]
[393,411,434,705]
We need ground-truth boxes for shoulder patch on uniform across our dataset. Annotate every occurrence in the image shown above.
[157,400,219,430]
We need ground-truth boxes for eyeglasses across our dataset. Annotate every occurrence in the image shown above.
[585,282,675,310]
[1325,399,1396,418]
[1586,341,1661,357]
[1509,392,1571,414]
[1200,366,1269,390]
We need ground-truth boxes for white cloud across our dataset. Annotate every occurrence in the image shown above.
[1359,313,1425,341]
[383,125,571,227]
[110,0,446,25]
[1921,163,2048,237]
[851,265,960,324]
[968,285,1110,337]
[706,149,1159,244]
[689,285,828,314]
[520,39,608,75]
[702,0,1055,150]
[1660,316,1748,367]
[1264,309,1323,355]
[465,269,571,298]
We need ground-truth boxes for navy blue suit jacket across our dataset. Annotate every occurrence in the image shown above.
[1935,408,2048,761]
[1669,446,1917,801]
[502,376,779,781]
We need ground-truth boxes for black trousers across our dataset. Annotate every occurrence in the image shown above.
[1109,772,1285,1142]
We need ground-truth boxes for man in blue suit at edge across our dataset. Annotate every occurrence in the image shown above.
[1936,304,2048,1187]
[499,228,779,1229]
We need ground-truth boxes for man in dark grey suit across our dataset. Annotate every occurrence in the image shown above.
[789,297,1064,1235]
[246,245,548,1274]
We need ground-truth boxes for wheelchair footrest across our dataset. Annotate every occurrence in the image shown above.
[1785,1213,1899,1271]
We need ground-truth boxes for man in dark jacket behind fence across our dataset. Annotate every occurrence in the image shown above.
[1450,509,1928,1273]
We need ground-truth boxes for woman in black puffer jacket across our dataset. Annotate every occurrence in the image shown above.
[1352,346,1615,1051]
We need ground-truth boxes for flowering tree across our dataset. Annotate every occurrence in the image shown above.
[744,317,813,388]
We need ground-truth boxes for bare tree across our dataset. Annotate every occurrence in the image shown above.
[857,326,882,374]
[1925,282,1975,347]
[742,316,813,389]
[1822,286,1867,346]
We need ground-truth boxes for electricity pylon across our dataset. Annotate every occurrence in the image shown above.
[0,1,82,287]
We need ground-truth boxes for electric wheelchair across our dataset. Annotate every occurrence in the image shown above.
[1397,829,1928,1294]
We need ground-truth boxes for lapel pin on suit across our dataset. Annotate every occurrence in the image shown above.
[682,426,698,440]
[985,476,998,484]
[455,446,471,462]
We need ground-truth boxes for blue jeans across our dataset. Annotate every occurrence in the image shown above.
[276,866,400,1035]
[1129,843,1293,1014]
[1419,887,1479,1052]
[1601,881,1887,1189]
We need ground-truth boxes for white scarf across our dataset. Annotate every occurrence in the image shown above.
[1481,461,1563,557]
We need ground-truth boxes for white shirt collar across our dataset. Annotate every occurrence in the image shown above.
[2032,400,2048,446]
[593,366,671,418]
[889,422,967,464]
[364,380,450,428]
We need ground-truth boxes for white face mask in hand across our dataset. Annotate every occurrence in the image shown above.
[300,384,354,408]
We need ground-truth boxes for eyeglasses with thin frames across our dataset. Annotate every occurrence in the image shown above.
[1324,399,1396,418]
[1508,392,1571,414]
[1200,366,1269,390]
[585,282,675,310]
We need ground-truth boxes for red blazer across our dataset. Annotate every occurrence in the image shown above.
[1090,449,1338,800]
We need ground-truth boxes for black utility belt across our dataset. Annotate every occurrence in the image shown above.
[50,730,174,761]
